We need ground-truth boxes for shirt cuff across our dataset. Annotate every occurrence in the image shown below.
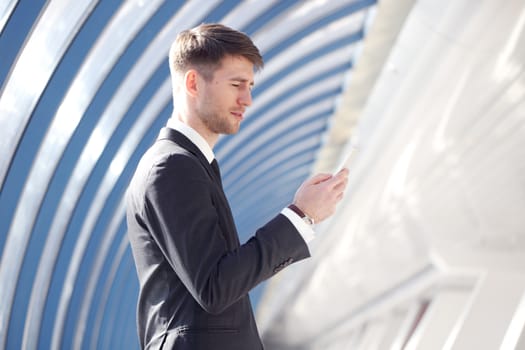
[281,207,315,244]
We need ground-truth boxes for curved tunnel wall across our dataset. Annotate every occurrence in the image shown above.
[0,1,377,349]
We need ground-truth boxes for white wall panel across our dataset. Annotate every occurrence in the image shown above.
[259,0,525,348]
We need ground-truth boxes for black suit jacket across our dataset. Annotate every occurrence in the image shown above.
[126,127,310,349]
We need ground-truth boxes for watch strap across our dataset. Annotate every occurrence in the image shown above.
[287,204,314,225]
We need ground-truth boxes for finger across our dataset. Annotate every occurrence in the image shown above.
[331,169,348,182]
[333,181,347,193]
[337,168,350,176]
[326,172,348,188]
[307,173,332,185]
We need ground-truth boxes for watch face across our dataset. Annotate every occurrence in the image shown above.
[303,216,314,226]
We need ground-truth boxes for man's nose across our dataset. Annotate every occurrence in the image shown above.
[238,89,252,107]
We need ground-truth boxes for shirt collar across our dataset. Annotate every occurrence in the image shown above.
[166,117,215,164]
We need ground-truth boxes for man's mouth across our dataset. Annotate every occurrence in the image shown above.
[231,111,244,120]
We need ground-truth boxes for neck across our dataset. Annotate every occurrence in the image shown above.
[173,110,218,149]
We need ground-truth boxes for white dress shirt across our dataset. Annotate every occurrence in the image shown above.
[166,117,315,244]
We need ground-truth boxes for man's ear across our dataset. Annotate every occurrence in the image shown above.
[184,70,199,97]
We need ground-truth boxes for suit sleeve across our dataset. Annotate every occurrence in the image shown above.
[143,153,310,314]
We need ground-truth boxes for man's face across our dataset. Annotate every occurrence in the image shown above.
[195,55,254,135]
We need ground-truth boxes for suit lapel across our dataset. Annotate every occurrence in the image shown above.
[157,127,240,247]
[157,127,219,184]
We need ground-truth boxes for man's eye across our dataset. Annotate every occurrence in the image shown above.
[231,83,240,87]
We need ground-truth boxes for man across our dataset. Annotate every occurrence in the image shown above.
[126,23,348,349]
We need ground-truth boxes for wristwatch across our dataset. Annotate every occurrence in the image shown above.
[288,204,315,226]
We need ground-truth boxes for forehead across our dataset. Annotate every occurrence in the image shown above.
[214,55,255,81]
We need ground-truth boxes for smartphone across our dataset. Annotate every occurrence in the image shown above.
[336,145,359,173]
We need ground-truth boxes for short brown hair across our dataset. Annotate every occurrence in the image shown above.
[169,23,264,81]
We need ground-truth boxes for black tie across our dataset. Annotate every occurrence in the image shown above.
[211,159,222,185]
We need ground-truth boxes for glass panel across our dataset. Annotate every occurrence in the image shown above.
[0,0,18,33]
[0,1,98,348]
[20,2,165,349]
[0,0,97,186]
[221,0,278,30]
[253,0,362,53]
[72,82,170,348]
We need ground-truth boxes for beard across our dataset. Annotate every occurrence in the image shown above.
[196,83,242,135]
[199,108,240,135]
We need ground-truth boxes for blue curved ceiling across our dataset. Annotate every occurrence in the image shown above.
[0,1,376,349]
